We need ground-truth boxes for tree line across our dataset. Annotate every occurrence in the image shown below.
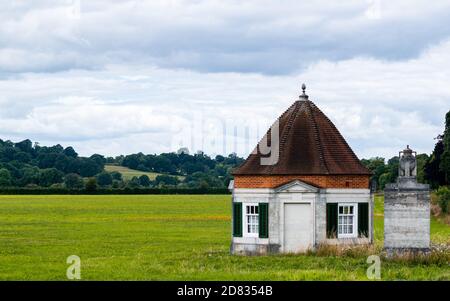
[0,139,244,190]
[0,110,448,202]
[361,110,450,192]
[0,139,104,188]
[360,110,450,213]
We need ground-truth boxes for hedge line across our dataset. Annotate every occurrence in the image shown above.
[0,187,231,195]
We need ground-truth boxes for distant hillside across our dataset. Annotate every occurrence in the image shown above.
[0,138,244,189]
[105,164,185,181]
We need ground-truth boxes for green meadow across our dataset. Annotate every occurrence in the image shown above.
[0,195,448,280]
[104,164,186,181]
[104,164,164,180]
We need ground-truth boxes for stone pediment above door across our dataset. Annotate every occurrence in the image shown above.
[274,180,319,193]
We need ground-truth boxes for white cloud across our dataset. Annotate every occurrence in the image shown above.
[0,1,449,160]
[2,1,450,74]
[0,39,449,159]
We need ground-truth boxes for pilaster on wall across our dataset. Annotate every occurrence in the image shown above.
[315,192,327,245]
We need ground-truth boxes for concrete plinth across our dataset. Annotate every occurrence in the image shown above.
[384,177,430,254]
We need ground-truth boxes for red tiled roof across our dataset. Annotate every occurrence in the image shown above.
[233,99,371,175]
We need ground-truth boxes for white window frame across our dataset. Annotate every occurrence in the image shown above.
[337,203,358,238]
[243,203,259,238]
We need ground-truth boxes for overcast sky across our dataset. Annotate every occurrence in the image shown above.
[1,0,449,160]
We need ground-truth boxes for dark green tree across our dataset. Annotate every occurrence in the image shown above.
[96,172,113,187]
[416,153,429,184]
[424,140,446,189]
[439,110,450,183]
[39,168,64,187]
[139,175,151,187]
[14,139,33,154]
[90,154,106,167]
[127,176,141,188]
[436,186,450,214]
[155,174,179,186]
[0,168,12,186]
[386,156,399,183]
[85,177,97,192]
[361,157,386,189]
[14,151,32,163]
[64,173,84,189]
[63,147,78,158]
[110,171,122,181]
[18,167,40,186]
[78,158,102,177]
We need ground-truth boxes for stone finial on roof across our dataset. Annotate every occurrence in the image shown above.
[300,83,309,100]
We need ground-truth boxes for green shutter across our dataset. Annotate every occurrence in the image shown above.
[326,203,338,238]
[233,202,242,237]
[258,203,269,238]
[358,203,369,238]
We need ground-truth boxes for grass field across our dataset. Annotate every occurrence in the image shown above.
[104,164,165,180]
[0,194,448,280]
[104,164,185,181]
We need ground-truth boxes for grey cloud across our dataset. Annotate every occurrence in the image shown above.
[0,1,449,159]
[0,38,448,158]
[2,1,450,75]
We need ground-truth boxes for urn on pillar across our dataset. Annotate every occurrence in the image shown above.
[384,145,431,255]
[399,145,417,178]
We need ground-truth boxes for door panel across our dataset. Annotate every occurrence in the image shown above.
[284,203,312,253]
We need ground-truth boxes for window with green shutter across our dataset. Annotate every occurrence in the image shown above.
[258,203,269,238]
[358,203,369,238]
[326,203,338,238]
[233,202,242,237]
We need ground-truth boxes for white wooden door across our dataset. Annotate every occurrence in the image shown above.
[284,203,312,253]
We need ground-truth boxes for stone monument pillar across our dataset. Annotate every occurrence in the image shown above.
[384,145,430,255]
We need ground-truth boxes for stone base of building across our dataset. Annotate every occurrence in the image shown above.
[384,247,431,258]
[324,237,371,246]
[231,238,372,255]
[230,243,280,255]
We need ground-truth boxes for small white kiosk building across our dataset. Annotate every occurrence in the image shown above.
[229,86,374,254]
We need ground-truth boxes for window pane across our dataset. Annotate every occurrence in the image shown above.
[350,206,353,214]
[349,225,353,234]
[339,206,343,214]
[255,206,258,214]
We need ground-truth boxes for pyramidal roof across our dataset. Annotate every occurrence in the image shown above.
[233,92,371,176]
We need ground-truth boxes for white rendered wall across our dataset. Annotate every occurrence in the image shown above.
[230,182,372,254]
